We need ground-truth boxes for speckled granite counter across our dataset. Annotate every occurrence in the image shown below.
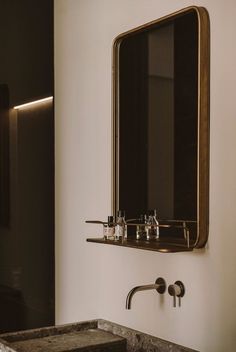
[0,319,198,352]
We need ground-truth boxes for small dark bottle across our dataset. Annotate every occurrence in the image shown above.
[103,216,115,240]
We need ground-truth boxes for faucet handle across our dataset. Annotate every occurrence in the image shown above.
[168,281,185,307]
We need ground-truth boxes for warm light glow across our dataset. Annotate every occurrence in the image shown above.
[13,96,53,110]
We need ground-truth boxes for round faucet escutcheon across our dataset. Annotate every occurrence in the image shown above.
[155,277,166,294]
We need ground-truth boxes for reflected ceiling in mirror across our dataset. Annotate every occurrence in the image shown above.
[113,6,210,250]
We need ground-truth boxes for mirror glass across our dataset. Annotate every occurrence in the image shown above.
[113,7,209,249]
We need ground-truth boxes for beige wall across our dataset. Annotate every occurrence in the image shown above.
[55,1,236,351]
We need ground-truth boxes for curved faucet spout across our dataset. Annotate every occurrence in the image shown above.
[126,277,166,309]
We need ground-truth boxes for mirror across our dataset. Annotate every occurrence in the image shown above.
[112,7,209,251]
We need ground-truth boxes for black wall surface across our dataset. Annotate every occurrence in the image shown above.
[0,0,53,107]
[0,0,54,333]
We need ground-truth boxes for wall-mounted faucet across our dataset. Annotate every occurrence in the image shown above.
[126,277,166,309]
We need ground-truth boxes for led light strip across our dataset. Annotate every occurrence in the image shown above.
[13,96,53,110]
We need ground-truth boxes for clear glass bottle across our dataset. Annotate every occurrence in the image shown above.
[103,216,115,240]
[146,209,159,240]
[136,214,147,240]
[115,210,127,241]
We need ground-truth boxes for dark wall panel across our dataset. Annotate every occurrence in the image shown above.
[0,0,54,333]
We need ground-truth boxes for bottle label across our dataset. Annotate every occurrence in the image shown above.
[103,225,115,239]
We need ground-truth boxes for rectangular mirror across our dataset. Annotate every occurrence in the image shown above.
[112,6,210,251]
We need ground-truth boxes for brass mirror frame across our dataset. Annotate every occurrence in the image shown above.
[112,6,210,249]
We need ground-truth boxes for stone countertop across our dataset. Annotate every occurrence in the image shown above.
[98,320,198,352]
[0,319,198,352]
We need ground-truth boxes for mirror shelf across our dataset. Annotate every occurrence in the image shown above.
[86,219,196,252]
[86,238,193,253]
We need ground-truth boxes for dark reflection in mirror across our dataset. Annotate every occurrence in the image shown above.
[117,11,198,239]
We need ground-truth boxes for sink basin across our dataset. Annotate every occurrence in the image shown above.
[0,320,126,352]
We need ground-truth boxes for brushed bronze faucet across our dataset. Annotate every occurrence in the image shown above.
[126,277,166,309]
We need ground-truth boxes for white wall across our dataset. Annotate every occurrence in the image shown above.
[55,1,236,351]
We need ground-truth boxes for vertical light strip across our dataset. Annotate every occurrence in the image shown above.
[13,96,53,110]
